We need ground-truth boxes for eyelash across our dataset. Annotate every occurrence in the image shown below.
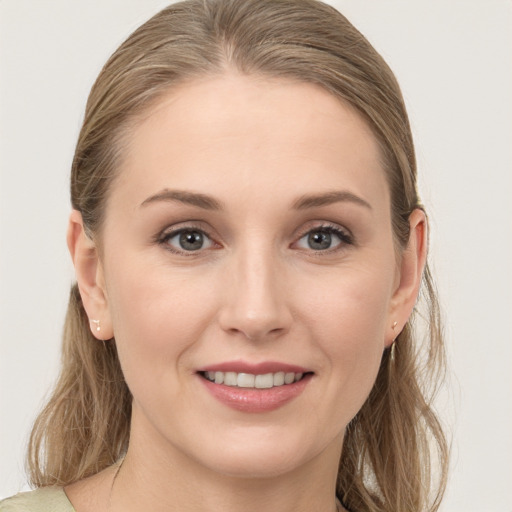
[295,223,354,254]
[156,223,217,256]
[155,222,354,256]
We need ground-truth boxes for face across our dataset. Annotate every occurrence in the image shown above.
[94,74,401,478]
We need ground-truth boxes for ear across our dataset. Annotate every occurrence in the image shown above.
[67,210,114,340]
[386,209,428,347]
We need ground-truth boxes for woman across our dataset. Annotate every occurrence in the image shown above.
[1,0,448,511]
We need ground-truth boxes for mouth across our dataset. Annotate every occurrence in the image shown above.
[196,363,314,413]
[200,370,308,389]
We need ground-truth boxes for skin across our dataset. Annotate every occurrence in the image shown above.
[66,73,427,512]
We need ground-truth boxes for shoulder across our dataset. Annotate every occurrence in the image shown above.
[0,487,75,512]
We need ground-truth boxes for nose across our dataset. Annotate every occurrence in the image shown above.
[218,245,292,342]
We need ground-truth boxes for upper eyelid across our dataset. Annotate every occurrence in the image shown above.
[161,227,213,239]
[158,221,214,238]
[295,221,353,240]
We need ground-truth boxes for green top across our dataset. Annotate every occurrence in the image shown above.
[0,487,75,512]
[1,487,350,512]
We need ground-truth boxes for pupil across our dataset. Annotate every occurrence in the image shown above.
[179,231,203,250]
[309,230,331,250]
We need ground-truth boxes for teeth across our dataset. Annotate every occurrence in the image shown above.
[237,373,255,388]
[224,372,238,386]
[205,371,306,389]
[284,372,295,384]
[255,373,273,389]
[273,371,285,386]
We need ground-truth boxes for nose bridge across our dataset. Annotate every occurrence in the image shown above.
[220,238,291,340]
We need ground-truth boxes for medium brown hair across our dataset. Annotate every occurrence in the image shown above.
[28,1,448,510]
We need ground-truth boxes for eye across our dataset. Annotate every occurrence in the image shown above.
[162,229,215,252]
[296,226,352,251]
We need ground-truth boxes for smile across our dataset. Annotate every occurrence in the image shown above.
[198,363,313,412]
[202,371,305,389]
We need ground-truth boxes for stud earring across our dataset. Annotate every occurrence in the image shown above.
[91,319,101,332]
[392,321,398,329]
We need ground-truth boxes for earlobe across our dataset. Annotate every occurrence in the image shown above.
[386,209,428,347]
[67,210,114,340]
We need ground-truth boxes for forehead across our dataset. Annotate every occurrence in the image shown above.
[112,73,388,213]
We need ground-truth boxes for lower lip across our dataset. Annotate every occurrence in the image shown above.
[199,374,313,413]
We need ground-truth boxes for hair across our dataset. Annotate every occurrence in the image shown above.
[27,1,448,510]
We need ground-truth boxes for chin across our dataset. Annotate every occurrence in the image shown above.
[181,425,337,480]
[201,449,309,480]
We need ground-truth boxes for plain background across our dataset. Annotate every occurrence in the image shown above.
[1,1,511,510]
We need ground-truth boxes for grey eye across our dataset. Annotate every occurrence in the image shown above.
[166,230,214,251]
[307,230,333,250]
[297,228,346,251]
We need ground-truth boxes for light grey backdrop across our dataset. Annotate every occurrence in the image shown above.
[1,1,511,510]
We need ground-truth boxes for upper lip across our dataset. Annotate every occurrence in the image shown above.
[197,360,311,374]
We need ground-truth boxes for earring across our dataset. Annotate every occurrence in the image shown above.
[391,321,398,361]
[391,322,399,360]
[91,319,101,332]
[390,340,397,361]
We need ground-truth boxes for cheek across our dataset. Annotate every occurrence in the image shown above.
[302,262,393,345]
[299,263,393,412]
[104,262,216,382]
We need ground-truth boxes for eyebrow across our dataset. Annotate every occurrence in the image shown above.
[292,190,372,210]
[140,188,372,211]
[140,189,224,210]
